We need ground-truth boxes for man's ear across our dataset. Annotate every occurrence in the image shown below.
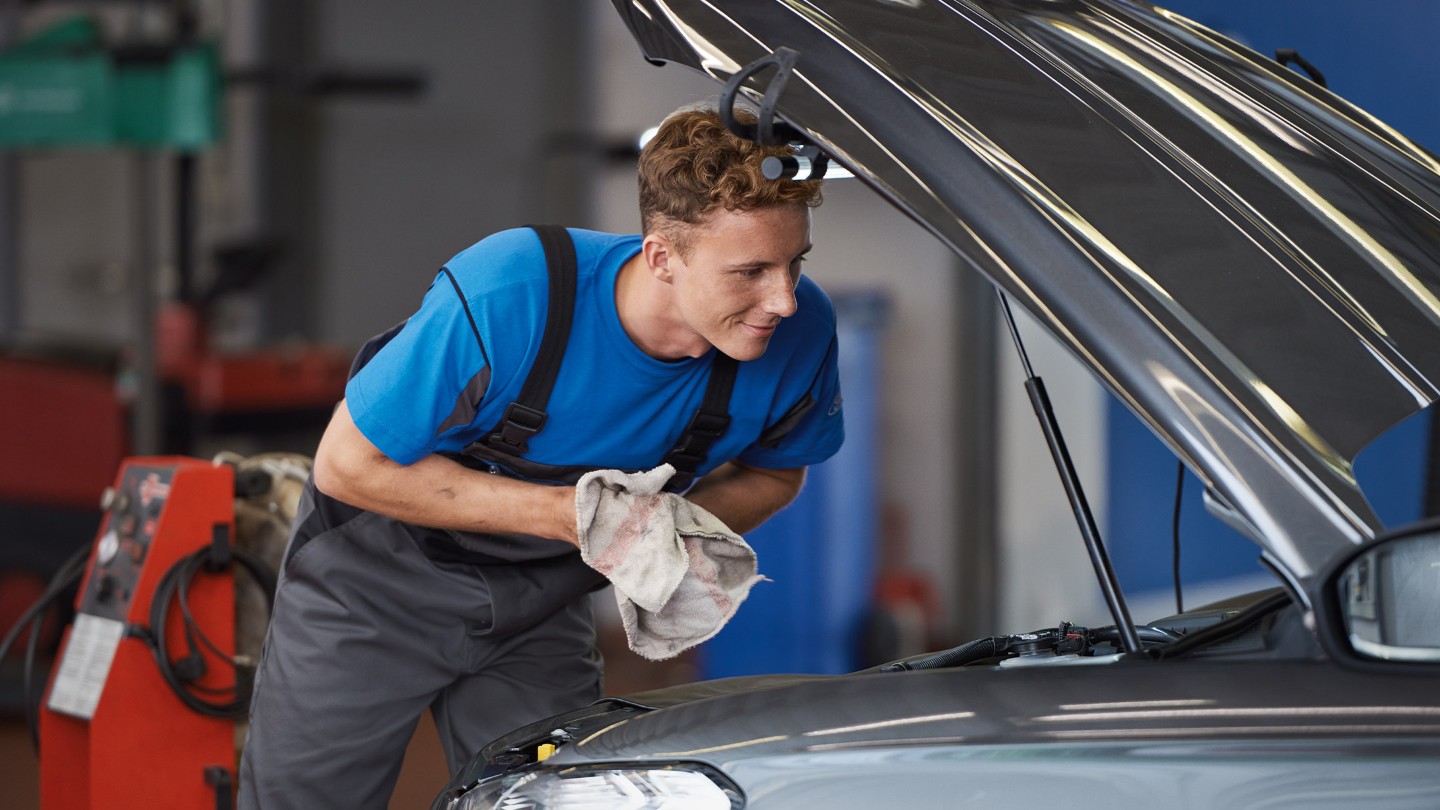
[642,233,677,284]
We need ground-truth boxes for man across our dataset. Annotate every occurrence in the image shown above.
[238,105,843,808]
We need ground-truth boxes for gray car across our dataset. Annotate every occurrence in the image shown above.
[432,1,1440,807]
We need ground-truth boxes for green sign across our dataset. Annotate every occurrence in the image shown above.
[0,16,222,149]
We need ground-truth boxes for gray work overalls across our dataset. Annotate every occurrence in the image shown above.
[237,227,738,810]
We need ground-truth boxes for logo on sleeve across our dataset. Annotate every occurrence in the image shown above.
[827,393,843,416]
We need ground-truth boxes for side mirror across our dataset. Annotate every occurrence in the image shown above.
[1315,525,1440,665]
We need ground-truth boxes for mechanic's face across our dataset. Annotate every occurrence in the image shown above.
[661,204,812,361]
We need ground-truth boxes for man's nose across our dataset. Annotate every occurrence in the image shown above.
[763,272,799,318]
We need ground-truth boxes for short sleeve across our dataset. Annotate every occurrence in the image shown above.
[345,269,491,465]
[738,329,845,470]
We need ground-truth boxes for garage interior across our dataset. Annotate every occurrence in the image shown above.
[3,1,1438,807]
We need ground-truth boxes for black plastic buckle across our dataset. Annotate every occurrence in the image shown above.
[205,523,231,573]
[668,450,706,471]
[687,411,731,439]
[490,403,548,454]
[670,414,730,456]
[667,411,732,470]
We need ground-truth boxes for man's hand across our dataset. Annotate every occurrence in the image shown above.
[313,400,580,545]
[683,461,805,535]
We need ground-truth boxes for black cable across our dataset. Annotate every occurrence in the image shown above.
[0,546,89,662]
[1173,460,1185,615]
[0,544,90,753]
[146,545,276,718]
[179,555,231,661]
[23,609,42,751]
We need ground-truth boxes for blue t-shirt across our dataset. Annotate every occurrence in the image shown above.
[346,227,844,481]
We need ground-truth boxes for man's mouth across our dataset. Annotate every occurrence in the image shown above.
[741,322,778,338]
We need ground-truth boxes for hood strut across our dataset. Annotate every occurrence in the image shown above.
[998,291,1142,654]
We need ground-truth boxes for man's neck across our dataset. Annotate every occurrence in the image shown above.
[615,251,705,360]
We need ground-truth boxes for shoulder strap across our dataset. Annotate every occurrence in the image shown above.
[478,224,739,482]
[484,224,577,456]
[661,352,739,490]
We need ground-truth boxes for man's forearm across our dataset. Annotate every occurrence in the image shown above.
[684,461,806,535]
[313,401,579,545]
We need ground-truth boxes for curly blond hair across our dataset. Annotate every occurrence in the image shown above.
[638,106,822,255]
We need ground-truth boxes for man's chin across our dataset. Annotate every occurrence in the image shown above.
[715,338,770,362]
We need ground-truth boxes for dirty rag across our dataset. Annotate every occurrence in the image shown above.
[575,464,766,661]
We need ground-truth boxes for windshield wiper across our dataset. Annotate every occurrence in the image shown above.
[1148,590,1292,660]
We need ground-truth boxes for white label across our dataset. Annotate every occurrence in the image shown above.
[46,614,126,720]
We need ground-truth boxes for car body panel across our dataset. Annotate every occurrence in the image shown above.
[566,659,1440,761]
[716,741,1440,808]
[612,0,1440,578]
[469,654,1440,808]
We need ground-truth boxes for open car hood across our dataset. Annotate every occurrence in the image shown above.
[614,0,1440,577]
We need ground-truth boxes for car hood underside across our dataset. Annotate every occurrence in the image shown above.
[613,0,1440,576]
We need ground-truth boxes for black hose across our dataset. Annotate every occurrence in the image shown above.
[879,636,1012,672]
[1089,624,1183,648]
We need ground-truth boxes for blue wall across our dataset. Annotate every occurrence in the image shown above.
[1105,0,1440,600]
[699,291,889,677]
[1159,0,1440,148]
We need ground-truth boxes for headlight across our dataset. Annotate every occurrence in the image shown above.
[448,763,744,810]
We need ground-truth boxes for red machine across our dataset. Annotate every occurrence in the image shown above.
[40,458,240,810]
